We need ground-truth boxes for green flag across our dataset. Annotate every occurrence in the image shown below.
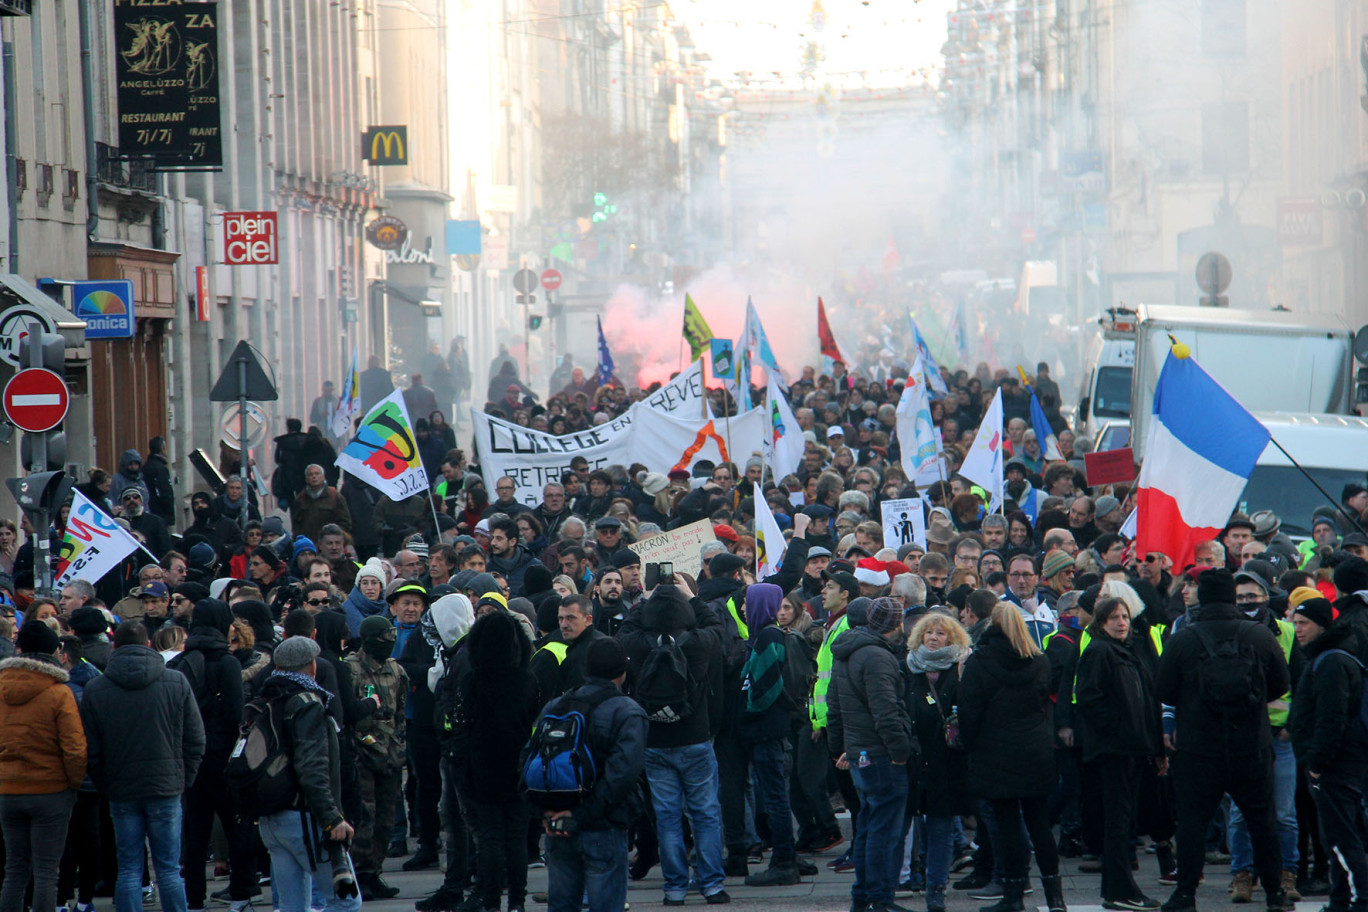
[682,294,713,361]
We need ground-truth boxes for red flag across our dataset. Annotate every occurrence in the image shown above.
[817,297,843,364]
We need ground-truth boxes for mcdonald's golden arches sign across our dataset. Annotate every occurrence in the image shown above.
[362,125,408,165]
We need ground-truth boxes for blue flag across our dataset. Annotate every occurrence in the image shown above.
[907,315,948,394]
[710,338,736,380]
[1028,388,1062,460]
[596,316,615,386]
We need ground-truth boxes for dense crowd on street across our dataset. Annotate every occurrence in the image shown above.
[4,323,1368,912]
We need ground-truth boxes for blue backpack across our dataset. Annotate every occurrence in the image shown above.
[1311,649,1368,737]
[522,688,614,810]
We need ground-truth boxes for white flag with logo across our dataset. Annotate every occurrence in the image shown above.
[754,490,787,581]
[335,389,431,502]
[55,492,142,587]
[959,389,1004,511]
[897,355,944,485]
[763,374,805,483]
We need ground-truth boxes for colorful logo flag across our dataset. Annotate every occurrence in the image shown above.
[817,297,843,372]
[742,298,783,379]
[596,316,615,387]
[710,338,736,380]
[330,343,361,438]
[335,388,430,501]
[896,355,943,484]
[763,374,805,483]
[1135,346,1270,569]
[959,389,1004,511]
[682,294,714,362]
[754,488,787,581]
[55,491,142,588]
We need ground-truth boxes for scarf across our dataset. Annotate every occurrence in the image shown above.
[269,669,333,700]
[906,642,970,674]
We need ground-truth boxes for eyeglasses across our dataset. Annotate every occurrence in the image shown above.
[1234,594,1266,604]
[1008,571,1036,578]
[306,598,330,607]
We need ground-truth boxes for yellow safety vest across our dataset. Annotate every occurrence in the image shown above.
[725,595,749,641]
[536,641,569,665]
[1269,619,1295,728]
[810,614,850,731]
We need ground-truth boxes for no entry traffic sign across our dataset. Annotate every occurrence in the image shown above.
[4,368,69,432]
[541,269,563,291]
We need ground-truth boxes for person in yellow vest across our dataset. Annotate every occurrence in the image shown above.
[1224,569,1304,904]
[808,565,862,871]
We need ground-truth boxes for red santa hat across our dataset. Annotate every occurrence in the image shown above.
[854,557,891,587]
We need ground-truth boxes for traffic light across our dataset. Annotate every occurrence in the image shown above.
[16,327,67,471]
[591,192,617,224]
[6,471,73,523]
[527,314,544,330]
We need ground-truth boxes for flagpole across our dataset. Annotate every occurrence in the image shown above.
[1267,437,1366,534]
[427,494,444,544]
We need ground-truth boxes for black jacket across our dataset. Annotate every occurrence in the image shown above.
[1332,593,1368,665]
[537,677,647,831]
[452,612,539,802]
[906,664,971,817]
[1074,632,1163,763]
[168,621,245,755]
[257,673,346,829]
[143,453,176,524]
[1288,623,1368,784]
[1154,602,1290,758]
[827,626,913,763]
[958,626,1056,798]
[80,645,205,801]
[530,627,606,708]
[618,588,725,748]
[397,624,438,733]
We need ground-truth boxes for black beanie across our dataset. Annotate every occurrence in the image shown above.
[846,596,871,628]
[1333,555,1368,597]
[535,595,561,636]
[523,563,553,596]
[69,606,108,636]
[1197,568,1238,607]
[16,620,60,655]
[586,637,627,680]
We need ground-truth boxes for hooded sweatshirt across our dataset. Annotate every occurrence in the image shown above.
[423,593,475,691]
[168,600,245,753]
[0,655,87,793]
[739,583,791,743]
[111,449,150,504]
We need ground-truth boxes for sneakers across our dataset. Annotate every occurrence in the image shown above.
[744,864,799,887]
[796,858,818,876]
[662,899,686,907]
[704,891,732,905]
[1103,898,1162,911]
[1205,850,1231,865]
[1282,870,1302,902]
[811,833,846,853]
[228,902,251,912]
[954,871,993,891]
[897,874,926,896]
[833,859,856,873]
[1058,835,1086,858]
[951,847,977,873]
[969,882,1003,900]
[1158,871,1180,887]
[1160,892,1198,912]
[527,855,545,870]
[1230,871,1255,903]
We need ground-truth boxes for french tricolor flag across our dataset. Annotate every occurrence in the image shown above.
[1135,347,1269,570]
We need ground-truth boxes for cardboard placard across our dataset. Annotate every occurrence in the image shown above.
[1084,447,1137,486]
[881,497,927,550]
[626,519,718,582]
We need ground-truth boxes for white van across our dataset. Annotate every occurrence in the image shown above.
[1237,412,1368,539]
[1076,322,1135,441]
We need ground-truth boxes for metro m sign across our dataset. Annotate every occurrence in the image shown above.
[223,211,279,265]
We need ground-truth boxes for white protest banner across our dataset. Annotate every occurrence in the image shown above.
[472,403,765,507]
[471,409,635,506]
[643,359,708,415]
[55,491,142,587]
[627,518,717,581]
[881,497,927,551]
[335,388,431,501]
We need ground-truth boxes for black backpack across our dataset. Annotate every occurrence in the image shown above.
[225,692,316,816]
[169,649,223,730]
[633,632,696,724]
[1191,622,1265,719]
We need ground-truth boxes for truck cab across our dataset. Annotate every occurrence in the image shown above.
[1076,307,1137,441]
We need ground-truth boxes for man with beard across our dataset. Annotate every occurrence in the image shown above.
[111,449,151,503]
[120,488,171,558]
[184,491,240,554]
[980,514,1009,552]
[486,517,537,597]
[590,567,627,636]
[610,551,643,608]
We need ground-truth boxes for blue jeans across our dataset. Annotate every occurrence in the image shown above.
[851,756,909,906]
[645,743,726,900]
[1229,737,1299,873]
[258,811,361,912]
[110,796,187,912]
[924,815,956,888]
[750,738,796,864]
[546,827,628,912]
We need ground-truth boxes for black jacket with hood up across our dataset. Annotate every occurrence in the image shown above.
[1288,622,1368,784]
[167,600,245,755]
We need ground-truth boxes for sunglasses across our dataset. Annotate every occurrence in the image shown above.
[305,598,330,607]
[1143,554,1164,563]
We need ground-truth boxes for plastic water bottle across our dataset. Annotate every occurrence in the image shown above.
[857,750,871,769]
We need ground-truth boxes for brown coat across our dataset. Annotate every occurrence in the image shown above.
[0,657,87,794]
[290,486,353,542]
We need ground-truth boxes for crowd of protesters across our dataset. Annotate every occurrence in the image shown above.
[2,336,1368,912]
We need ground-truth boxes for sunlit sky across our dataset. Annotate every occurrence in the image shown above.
[673,0,954,87]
